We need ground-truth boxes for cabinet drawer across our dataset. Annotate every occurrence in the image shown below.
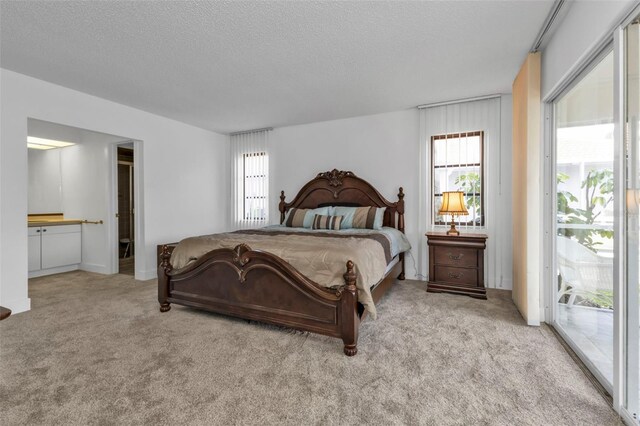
[434,247,478,268]
[434,265,478,287]
[41,224,81,235]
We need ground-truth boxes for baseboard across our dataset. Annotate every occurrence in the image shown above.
[1,297,31,314]
[80,262,110,274]
[487,275,513,290]
[499,278,513,290]
[29,264,79,278]
[407,272,427,281]
[137,269,157,281]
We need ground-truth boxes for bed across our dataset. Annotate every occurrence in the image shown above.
[157,169,407,356]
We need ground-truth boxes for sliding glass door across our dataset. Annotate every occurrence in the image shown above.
[553,50,615,390]
[547,7,640,419]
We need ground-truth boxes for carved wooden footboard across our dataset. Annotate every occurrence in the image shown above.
[158,243,361,355]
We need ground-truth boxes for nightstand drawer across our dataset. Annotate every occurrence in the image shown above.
[434,247,478,268]
[433,265,478,287]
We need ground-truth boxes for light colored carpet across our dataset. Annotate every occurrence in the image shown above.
[0,271,620,425]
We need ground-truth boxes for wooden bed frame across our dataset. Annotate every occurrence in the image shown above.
[157,169,405,356]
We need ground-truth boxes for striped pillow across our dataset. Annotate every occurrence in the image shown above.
[312,214,343,230]
[333,206,386,229]
[284,208,308,228]
[284,207,331,228]
[351,206,378,229]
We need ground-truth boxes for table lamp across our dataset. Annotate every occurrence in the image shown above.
[439,191,468,236]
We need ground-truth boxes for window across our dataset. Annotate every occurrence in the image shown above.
[242,152,268,222]
[230,129,269,228]
[432,131,484,226]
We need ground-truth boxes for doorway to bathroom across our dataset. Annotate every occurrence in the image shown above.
[117,144,135,276]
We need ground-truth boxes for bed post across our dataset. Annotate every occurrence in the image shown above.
[341,260,359,356]
[397,187,406,280]
[158,245,172,312]
[279,190,286,224]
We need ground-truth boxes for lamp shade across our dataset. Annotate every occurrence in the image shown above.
[439,191,468,215]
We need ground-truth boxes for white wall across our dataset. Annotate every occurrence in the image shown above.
[542,0,636,100]
[0,69,229,314]
[268,103,513,288]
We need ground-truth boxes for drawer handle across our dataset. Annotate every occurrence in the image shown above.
[448,272,464,279]
[448,253,463,261]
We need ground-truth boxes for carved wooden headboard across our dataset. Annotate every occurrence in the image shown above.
[278,169,405,233]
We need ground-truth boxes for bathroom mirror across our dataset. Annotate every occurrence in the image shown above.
[27,118,80,214]
[28,147,63,214]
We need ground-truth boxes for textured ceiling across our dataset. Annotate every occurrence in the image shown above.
[1,1,553,134]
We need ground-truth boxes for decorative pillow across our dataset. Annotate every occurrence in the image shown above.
[284,207,331,228]
[311,214,343,230]
[333,206,386,230]
[373,207,386,230]
[284,208,307,227]
[352,206,378,229]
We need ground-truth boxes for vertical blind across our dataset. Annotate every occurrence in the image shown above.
[230,129,270,229]
[419,97,500,232]
[418,96,502,281]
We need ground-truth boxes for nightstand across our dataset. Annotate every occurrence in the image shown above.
[426,231,488,299]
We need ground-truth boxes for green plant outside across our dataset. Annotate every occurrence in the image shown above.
[557,168,614,309]
[454,172,481,221]
[583,290,613,310]
[557,169,614,252]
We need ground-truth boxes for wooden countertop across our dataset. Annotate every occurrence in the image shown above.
[28,214,82,227]
[28,219,83,227]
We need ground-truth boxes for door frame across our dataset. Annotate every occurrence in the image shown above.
[108,140,144,278]
[618,5,640,420]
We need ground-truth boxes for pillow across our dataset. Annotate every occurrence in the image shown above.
[333,206,386,230]
[283,207,331,228]
[373,207,386,230]
[311,214,343,230]
[284,208,307,227]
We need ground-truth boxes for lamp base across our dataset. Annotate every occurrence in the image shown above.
[446,219,460,236]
